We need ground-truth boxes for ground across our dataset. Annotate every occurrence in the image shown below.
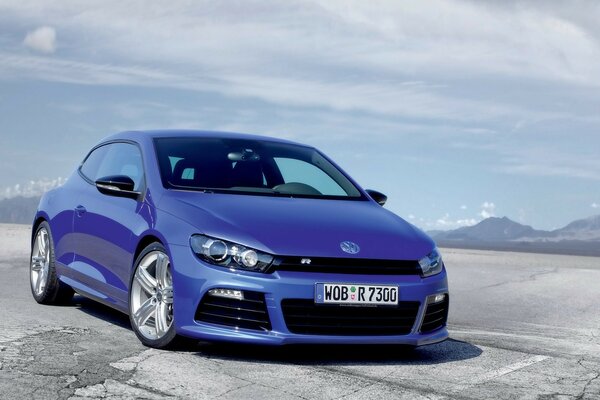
[1,224,599,399]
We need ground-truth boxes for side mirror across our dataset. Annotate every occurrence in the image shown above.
[366,189,387,206]
[95,175,141,200]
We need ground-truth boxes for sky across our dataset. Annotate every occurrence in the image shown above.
[1,0,599,231]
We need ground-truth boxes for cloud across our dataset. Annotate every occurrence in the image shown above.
[479,202,496,219]
[1,177,66,200]
[0,52,188,88]
[592,202,600,209]
[460,205,468,210]
[416,202,497,230]
[424,213,478,230]
[499,157,600,181]
[23,26,56,54]
[3,1,600,124]
[0,51,515,123]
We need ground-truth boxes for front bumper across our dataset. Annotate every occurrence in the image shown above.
[169,244,449,346]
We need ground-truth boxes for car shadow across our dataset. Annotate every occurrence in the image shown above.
[69,295,482,365]
[189,338,482,366]
[72,294,132,330]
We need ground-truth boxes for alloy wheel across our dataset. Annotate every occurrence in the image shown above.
[31,227,50,296]
[130,251,174,340]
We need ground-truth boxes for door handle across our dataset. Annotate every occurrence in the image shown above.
[75,205,87,216]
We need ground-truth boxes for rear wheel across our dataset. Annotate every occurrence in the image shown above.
[30,221,74,304]
[129,243,182,348]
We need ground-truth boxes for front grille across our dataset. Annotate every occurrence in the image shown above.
[272,257,421,275]
[195,290,271,331]
[420,296,449,333]
[281,299,420,335]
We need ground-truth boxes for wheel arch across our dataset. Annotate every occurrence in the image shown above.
[132,234,165,270]
[31,214,49,246]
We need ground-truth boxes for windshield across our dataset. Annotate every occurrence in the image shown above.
[153,137,364,200]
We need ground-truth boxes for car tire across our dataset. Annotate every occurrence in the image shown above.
[30,221,74,305]
[129,242,190,349]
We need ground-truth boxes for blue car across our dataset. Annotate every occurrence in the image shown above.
[30,130,449,348]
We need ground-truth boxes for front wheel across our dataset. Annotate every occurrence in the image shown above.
[129,243,181,348]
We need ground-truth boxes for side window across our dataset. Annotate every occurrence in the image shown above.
[80,143,144,191]
[274,157,346,196]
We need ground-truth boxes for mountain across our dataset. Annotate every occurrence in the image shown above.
[432,217,548,242]
[0,196,40,224]
[430,215,600,257]
[1,178,65,199]
[0,178,65,224]
[551,215,600,241]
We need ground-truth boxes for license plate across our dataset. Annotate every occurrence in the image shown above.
[315,283,399,305]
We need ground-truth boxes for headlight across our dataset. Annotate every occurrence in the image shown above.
[418,248,443,277]
[190,234,274,273]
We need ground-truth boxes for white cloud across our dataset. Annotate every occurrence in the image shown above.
[460,205,468,210]
[592,202,600,209]
[1,177,66,200]
[499,156,600,181]
[425,213,478,230]
[479,202,496,219]
[3,1,600,124]
[0,51,515,123]
[0,52,185,88]
[23,26,56,54]
[414,201,502,230]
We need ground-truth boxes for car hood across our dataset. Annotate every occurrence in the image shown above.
[158,191,434,260]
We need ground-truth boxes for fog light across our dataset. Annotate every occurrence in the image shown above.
[428,293,446,304]
[208,288,244,300]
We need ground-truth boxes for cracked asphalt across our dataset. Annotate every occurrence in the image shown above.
[1,224,599,399]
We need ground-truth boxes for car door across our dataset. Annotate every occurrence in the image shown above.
[72,141,147,311]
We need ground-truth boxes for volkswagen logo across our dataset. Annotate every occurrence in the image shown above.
[340,241,360,254]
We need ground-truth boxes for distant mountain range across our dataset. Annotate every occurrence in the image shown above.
[0,196,40,224]
[430,216,600,257]
[0,178,64,224]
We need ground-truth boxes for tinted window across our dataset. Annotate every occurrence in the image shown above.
[274,158,346,196]
[154,137,363,199]
[80,142,144,191]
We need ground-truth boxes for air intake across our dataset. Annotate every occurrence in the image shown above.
[195,290,271,331]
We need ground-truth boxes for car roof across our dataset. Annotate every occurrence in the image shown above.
[100,129,308,147]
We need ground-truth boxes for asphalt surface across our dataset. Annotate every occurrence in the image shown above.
[1,224,599,399]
